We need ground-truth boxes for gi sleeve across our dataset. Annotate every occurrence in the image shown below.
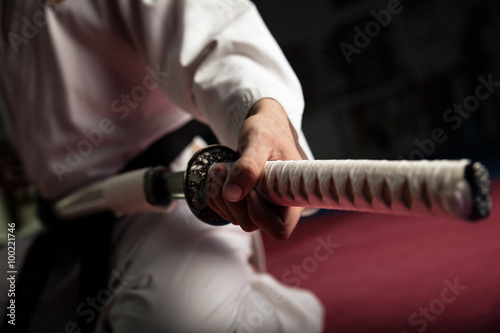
[115,0,310,155]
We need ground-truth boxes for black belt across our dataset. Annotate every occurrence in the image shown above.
[5,120,217,333]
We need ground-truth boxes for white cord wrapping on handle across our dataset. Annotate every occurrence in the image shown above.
[257,159,474,219]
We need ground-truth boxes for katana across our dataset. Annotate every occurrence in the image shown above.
[54,145,492,225]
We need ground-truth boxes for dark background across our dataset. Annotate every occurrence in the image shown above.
[253,0,500,173]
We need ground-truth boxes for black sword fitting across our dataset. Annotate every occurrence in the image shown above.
[464,161,492,221]
[184,145,240,225]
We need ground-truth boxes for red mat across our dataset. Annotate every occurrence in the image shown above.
[263,179,500,333]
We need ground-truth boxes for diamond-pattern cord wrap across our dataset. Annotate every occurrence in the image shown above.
[256,159,490,220]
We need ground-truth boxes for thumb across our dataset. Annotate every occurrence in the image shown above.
[223,143,270,202]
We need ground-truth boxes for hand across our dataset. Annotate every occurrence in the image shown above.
[206,98,306,241]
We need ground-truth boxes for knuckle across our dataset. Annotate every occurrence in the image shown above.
[236,157,261,181]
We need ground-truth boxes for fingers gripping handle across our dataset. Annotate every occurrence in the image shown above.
[257,159,491,221]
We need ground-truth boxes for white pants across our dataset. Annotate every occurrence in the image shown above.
[0,201,324,332]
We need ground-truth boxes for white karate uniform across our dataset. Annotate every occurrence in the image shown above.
[0,0,324,332]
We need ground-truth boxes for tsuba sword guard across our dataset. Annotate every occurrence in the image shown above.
[184,145,240,225]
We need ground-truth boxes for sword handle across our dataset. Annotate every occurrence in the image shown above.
[53,145,492,224]
[187,146,491,224]
[257,159,491,221]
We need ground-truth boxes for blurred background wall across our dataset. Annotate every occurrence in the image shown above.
[253,0,500,166]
